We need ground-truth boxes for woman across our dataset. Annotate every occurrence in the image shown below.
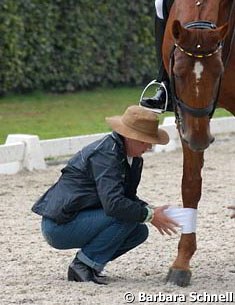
[32,105,179,284]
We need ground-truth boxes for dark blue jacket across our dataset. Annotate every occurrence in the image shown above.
[32,132,148,224]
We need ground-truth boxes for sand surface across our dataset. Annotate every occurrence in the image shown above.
[0,133,234,305]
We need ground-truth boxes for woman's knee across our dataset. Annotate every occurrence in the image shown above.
[136,223,149,243]
[41,217,68,249]
[41,217,57,247]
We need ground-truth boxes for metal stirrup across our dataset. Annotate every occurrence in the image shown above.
[139,79,169,114]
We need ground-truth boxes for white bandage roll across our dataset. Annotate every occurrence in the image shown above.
[164,207,198,234]
[155,0,164,19]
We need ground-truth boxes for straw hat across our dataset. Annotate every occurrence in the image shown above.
[105,105,169,144]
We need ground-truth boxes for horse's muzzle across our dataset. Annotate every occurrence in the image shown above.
[182,134,215,151]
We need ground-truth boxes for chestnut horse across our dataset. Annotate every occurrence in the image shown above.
[162,0,235,286]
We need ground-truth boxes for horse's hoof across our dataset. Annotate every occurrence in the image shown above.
[165,268,191,287]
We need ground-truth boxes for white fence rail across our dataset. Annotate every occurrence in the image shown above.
[0,142,25,163]
[0,117,234,174]
[41,133,108,158]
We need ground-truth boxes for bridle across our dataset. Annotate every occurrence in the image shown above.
[169,21,224,122]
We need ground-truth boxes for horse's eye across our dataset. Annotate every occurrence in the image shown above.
[174,71,186,81]
[174,73,183,80]
[173,65,186,79]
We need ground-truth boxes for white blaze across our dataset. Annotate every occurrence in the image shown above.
[193,61,204,96]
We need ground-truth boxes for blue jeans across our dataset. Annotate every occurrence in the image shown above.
[41,209,148,272]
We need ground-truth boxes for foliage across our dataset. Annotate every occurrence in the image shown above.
[0,0,156,94]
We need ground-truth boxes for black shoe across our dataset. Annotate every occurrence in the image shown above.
[140,83,173,112]
[68,258,107,285]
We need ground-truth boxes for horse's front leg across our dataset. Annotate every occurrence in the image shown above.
[166,142,204,287]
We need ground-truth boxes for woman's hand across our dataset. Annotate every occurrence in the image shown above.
[151,205,180,235]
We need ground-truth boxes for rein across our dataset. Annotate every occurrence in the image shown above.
[170,21,224,120]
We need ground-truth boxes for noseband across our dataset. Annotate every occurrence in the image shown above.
[170,21,224,119]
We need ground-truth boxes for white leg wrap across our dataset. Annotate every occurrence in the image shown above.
[155,0,164,19]
[164,207,198,234]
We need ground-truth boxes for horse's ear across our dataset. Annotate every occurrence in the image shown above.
[217,23,229,40]
[172,20,186,41]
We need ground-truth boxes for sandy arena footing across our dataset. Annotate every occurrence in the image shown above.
[0,133,234,305]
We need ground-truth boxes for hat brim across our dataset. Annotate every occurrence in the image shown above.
[106,116,169,145]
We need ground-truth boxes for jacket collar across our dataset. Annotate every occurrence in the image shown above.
[111,131,125,149]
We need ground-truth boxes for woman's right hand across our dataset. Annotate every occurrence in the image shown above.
[151,205,180,235]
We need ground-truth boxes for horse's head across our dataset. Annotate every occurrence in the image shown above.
[170,20,228,151]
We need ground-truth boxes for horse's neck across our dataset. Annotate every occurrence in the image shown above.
[222,1,235,66]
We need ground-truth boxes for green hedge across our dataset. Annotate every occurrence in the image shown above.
[0,0,156,94]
